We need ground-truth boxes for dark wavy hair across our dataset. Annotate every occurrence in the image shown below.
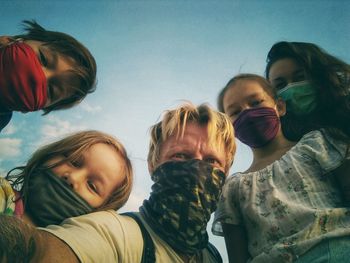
[265,41,350,142]
[15,20,97,114]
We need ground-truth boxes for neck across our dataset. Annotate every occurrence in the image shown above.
[21,212,36,227]
[247,131,296,172]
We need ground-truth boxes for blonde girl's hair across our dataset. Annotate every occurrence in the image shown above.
[7,130,133,212]
[147,103,236,174]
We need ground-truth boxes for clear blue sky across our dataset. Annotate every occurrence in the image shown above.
[1,1,349,261]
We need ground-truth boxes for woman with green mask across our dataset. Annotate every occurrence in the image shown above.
[265,41,350,204]
[265,41,350,143]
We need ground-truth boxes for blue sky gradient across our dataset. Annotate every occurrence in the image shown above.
[1,1,349,261]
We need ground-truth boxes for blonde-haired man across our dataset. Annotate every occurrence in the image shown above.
[0,103,235,263]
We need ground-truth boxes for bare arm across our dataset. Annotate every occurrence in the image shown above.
[0,215,78,263]
[222,223,250,263]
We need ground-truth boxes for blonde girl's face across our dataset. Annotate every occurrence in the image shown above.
[46,143,126,208]
[223,79,282,123]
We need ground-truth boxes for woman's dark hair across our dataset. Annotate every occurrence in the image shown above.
[15,20,97,114]
[265,41,350,142]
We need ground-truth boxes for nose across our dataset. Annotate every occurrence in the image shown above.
[63,169,86,190]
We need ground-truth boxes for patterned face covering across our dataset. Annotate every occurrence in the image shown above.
[25,170,93,227]
[140,159,226,254]
[0,41,47,112]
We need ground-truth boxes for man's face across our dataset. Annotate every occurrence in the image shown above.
[156,122,227,173]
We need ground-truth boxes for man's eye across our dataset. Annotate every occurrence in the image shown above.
[172,153,189,160]
[39,50,48,67]
[205,158,221,166]
[87,180,98,194]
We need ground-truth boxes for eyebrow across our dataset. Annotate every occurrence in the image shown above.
[272,69,304,82]
[225,94,261,111]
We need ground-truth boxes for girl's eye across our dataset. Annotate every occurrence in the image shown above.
[87,181,98,194]
[228,109,241,117]
[70,158,84,168]
[39,50,48,67]
[251,99,263,107]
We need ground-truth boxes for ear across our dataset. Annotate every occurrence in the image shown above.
[276,98,286,117]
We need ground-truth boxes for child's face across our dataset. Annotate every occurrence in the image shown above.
[46,143,126,208]
[223,79,280,123]
[24,40,76,108]
[268,58,306,91]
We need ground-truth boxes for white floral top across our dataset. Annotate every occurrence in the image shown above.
[213,130,350,262]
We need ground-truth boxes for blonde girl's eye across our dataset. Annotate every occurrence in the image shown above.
[87,180,98,194]
[70,156,84,168]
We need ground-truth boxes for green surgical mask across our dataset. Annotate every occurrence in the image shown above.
[278,80,318,116]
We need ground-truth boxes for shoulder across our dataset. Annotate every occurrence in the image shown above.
[43,211,144,262]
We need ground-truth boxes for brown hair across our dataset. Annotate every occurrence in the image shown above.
[217,73,277,113]
[7,130,133,212]
[147,103,236,173]
[15,20,97,114]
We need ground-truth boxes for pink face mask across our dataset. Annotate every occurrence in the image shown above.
[233,107,280,148]
[0,41,47,112]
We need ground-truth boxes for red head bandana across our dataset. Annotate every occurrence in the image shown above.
[0,41,47,112]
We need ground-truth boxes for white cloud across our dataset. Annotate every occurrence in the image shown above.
[39,116,87,145]
[1,123,17,135]
[80,101,102,113]
[0,138,22,159]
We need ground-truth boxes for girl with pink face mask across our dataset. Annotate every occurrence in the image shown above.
[0,20,96,132]
[212,74,350,263]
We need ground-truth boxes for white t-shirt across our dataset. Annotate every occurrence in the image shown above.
[43,210,218,263]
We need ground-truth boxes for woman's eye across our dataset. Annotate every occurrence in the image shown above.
[39,50,48,67]
[87,181,98,194]
[274,82,286,91]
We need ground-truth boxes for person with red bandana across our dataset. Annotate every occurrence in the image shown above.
[0,20,96,132]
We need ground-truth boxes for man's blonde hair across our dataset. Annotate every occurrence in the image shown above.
[147,103,236,173]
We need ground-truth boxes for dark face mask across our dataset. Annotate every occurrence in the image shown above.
[25,170,93,227]
[233,107,280,148]
[140,159,226,254]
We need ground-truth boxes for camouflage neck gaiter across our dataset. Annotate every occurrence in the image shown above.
[140,159,225,254]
